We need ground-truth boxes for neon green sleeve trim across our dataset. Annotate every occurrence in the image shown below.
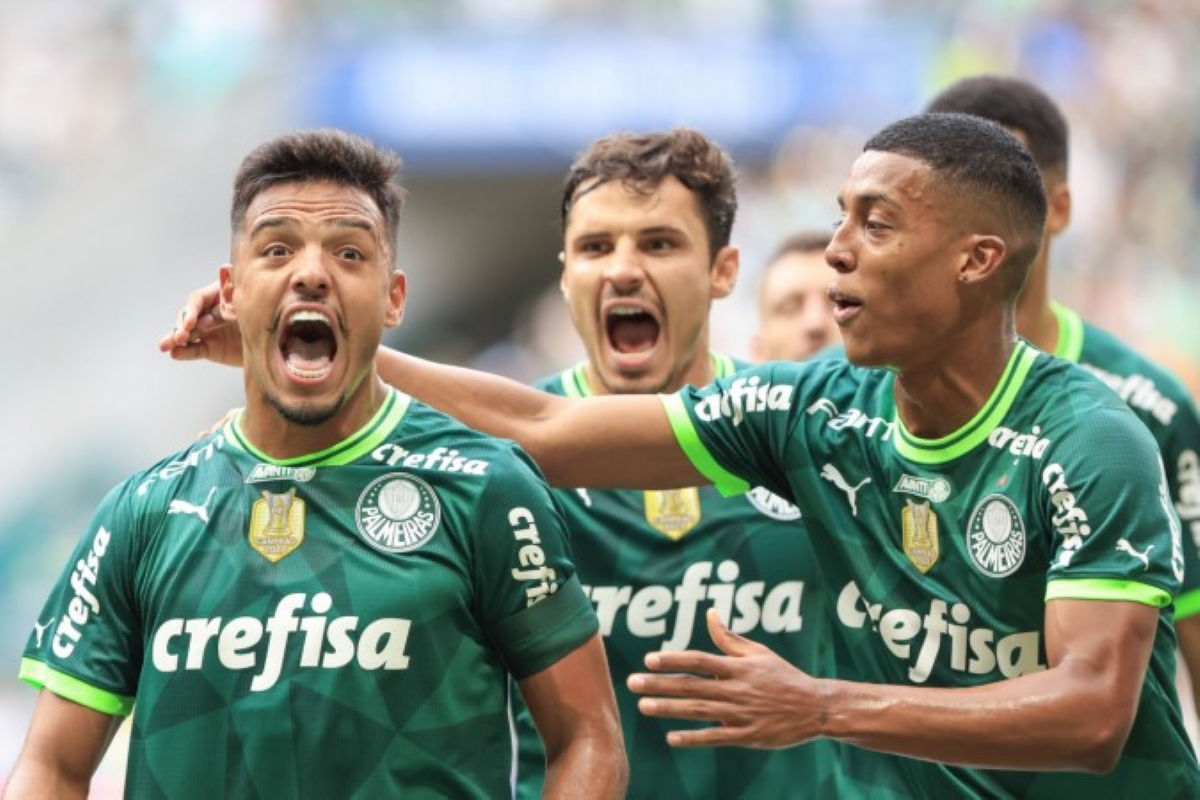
[19,658,135,717]
[1175,588,1200,620]
[659,394,749,497]
[1045,578,1172,608]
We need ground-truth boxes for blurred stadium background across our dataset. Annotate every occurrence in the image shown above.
[2,0,1198,791]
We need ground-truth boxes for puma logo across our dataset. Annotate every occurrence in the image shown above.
[820,464,871,517]
[1115,539,1153,571]
[33,618,55,648]
[168,487,218,524]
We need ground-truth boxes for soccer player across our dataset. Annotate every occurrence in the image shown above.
[318,113,1196,796]
[6,130,626,799]
[750,230,840,363]
[161,130,840,798]
[924,73,1200,723]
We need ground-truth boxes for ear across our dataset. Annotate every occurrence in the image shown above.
[1044,180,1071,238]
[710,245,740,300]
[558,254,570,299]
[384,270,407,328]
[958,234,1007,285]
[218,264,237,320]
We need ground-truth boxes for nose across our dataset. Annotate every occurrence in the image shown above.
[826,223,854,275]
[602,241,646,292]
[291,246,331,296]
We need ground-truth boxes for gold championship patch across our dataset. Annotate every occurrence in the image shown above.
[249,488,306,562]
[902,499,939,573]
[644,488,701,540]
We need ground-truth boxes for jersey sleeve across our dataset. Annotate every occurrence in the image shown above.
[473,446,599,680]
[19,480,145,716]
[1161,392,1200,619]
[660,361,810,501]
[1042,406,1183,608]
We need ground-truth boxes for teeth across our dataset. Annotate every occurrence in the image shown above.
[286,310,331,327]
[610,307,645,317]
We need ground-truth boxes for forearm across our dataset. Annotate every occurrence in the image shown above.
[2,759,90,800]
[376,347,703,489]
[819,666,1131,772]
[542,734,629,800]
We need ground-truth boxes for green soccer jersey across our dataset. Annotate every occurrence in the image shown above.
[20,388,598,800]
[663,342,1199,798]
[514,354,840,800]
[1052,302,1200,621]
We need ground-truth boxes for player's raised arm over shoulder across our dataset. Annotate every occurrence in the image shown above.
[376,346,704,490]
[3,691,122,800]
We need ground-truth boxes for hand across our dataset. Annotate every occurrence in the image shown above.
[157,280,243,367]
[626,609,822,749]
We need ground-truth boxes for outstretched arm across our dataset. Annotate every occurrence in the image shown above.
[521,634,628,799]
[374,347,703,489]
[3,692,122,799]
[630,599,1157,772]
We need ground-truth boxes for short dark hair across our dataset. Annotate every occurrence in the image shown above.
[561,128,738,260]
[924,75,1068,180]
[863,112,1048,299]
[231,129,406,263]
[766,230,832,265]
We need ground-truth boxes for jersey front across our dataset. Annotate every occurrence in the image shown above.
[664,342,1198,798]
[20,388,598,800]
[516,355,839,799]
[1053,302,1200,620]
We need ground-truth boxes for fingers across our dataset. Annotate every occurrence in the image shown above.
[705,608,756,656]
[641,649,736,678]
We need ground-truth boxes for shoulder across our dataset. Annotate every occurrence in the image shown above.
[1078,320,1198,427]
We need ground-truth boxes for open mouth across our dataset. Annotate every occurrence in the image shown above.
[281,309,337,381]
[828,288,863,322]
[606,306,660,356]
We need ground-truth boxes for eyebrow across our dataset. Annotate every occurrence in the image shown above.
[248,216,377,239]
[837,191,898,211]
[571,224,687,240]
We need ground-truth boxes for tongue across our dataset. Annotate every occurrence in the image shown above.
[610,316,658,353]
[285,335,333,371]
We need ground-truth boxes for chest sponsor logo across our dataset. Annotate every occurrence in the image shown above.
[245,464,316,484]
[249,489,305,562]
[644,489,702,539]
[966,495,1026,577]
[988,426,1051,460]
[50,526,111,659]
[168,487,217,524]
[901,500,939,574]
[585,560,803,651]
[1042,463,1093,568]
[355,474,441,554]
[837,581,1044,683]
[893,474,951,503]
[745,487,801,521]
[821,464,871,517]
[1081,365,1178,426]
[151,592,413,692]
[372,444,490,475]
[509,508,560,607]
[693,376,793,426]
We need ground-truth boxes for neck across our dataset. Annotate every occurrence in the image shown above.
[1015,255,1059,354]
[239,373,389,460]
[893,315,1017,440]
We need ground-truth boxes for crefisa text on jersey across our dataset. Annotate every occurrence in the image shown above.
[151,592,413,692]
[509,508,560,607]
[585,560,804,650]
[49,525,112,658]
